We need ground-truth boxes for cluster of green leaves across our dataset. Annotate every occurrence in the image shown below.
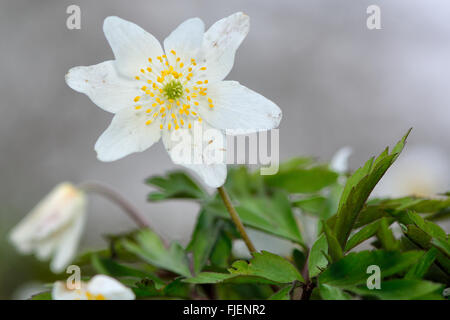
[34,130,449,300]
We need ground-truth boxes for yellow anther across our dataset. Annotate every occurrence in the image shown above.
[194,101,199,106]
[160,124,163,129]
[135,106,142,110]
[180,119,184,125]
[188,67,192,72]
[179,62,184,68]
[208,98,213,103]
[209,104,214,108]
[168,123,172,130]
[204,80,208,84]
[146,109,152,113]
[176,100,180,106]
[140,69,145,73]
[148,57,152,63]
[198,117,202,122]
[171,113,176,119]
[135,76,140,80]
[134,96,141,102]
[147,80,152,84]
[187,96,191,101]
[147,67,152,72]
[175,125,179,130]
[141,86,147,91]
[169,99,174,103]
[146,120,152,125]
[152,103,158,107]
[200,67,206,70]
[185,88,190,93]
[170,50,176,55]
[196,81,203,85]
[162,54,167,58]
[176,57,180,62]
[188,123,192,129]
[160,107,166,113]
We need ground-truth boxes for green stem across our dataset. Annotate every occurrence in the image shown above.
[78,181,150,229]
[217,186,256,253]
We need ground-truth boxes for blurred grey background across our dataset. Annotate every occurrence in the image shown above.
[1,0,449,298]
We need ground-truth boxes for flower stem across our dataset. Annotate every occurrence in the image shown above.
[217,186,256,253]
[78,181,150,229]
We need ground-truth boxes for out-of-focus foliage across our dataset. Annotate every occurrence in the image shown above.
[30,131,450,300]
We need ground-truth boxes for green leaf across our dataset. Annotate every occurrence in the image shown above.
[345,219,384,252]
[431,237,450,258]
[308,234,329,278]
[183,272,278,285]
[229,251,304,284]
[376,217,398,251]
[210,231,232,269]
[90,254,165,287]
[268,285,293,300]
[31,291,52,300]
[332,129,411,248]
[265,165,338,193]
[146,171,207,201]
[350,279,443,300]
[318,283,351,300]
[133,278,190,299]
[319,250,422,288]
[322,223,343,262]
[206,190,303,244]
[186,211,222,274]
[293,196,327,216]
[121,229,191,277]
[405,248,438,280]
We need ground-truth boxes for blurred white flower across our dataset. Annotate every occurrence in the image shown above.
[9,183,86,273]
[373,146,450,198]
[65,13,281,188]
[330,146,352,174]
[52,274,135,300]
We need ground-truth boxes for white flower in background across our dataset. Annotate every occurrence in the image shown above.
[330,146,352,174]
[65,13,281,188]
[373,146,450,198]
[52,275,135,300]
[9,183,86,273]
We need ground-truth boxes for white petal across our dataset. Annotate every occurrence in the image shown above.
[50,209,86,273]
[201,12,249,82]
[95,107,162,161]
[87,275,135,300]
[103,16,164,77]
[65,61,140,113]
[162,122,227,188]
[199,81,281,134]
[52,281,87,300]
[330,146,352,173]
[9,183,84,253]
[163,18,204,66]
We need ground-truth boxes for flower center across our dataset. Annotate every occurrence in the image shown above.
[163,80,183,100]
[131,50,215,131]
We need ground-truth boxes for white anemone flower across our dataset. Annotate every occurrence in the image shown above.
[9,183,86,273]
[52,274,135,300]
[373,145,450,198]
[65,13,281,187]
